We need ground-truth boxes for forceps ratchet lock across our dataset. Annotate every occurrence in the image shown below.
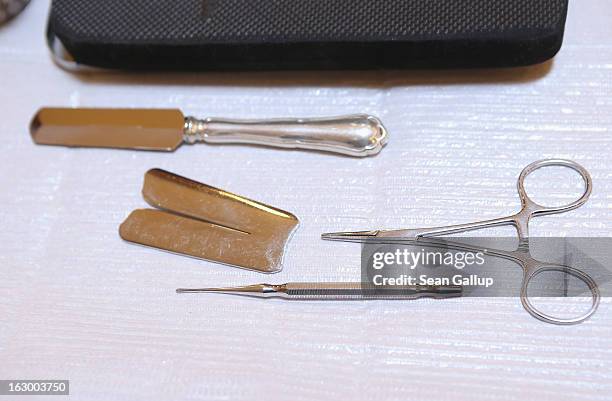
[322,159,600,325]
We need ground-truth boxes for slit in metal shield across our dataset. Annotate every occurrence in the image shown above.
[119,169,299,273]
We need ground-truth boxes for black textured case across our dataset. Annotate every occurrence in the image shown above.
[47,0,569,71]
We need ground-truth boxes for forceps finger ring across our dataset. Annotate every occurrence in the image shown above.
[521,264,601,325]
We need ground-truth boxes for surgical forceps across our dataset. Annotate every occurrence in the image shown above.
[322,159,600,325]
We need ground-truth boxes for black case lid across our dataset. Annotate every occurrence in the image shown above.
[48,0,569,70]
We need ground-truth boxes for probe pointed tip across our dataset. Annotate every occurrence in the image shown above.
[176,288,221,294]
[175,284,273,297]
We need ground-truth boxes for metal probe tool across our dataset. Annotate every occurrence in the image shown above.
[176,283,462,300]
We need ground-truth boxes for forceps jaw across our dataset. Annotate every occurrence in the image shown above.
[321,230,381,242]
[321,229,430,243]
[321,219,515,243]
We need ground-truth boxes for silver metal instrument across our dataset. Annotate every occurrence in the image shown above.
[176,283,462,300]
[120,169,299,273]
[30,108,388,157]
[322,159,600,325]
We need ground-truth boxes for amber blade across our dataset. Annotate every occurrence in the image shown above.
[30,108,186,151]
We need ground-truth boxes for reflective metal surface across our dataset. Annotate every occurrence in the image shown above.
[30,108,387,157]
[176,283,462,300]
[184,114,388,157]
[323,159,600,325]
[47,33,107,71]
[119,169,299,273]
[47,34,79,71]
[30,108,185,151]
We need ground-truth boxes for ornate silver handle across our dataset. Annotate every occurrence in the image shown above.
[183,114,388,157]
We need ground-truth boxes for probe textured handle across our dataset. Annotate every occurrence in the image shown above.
[183,114,388,157]
[284,283,462,300]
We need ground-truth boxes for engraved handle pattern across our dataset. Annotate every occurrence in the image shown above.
[184,114,388,157]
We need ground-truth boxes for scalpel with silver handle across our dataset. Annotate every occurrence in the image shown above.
[30,108,388,157]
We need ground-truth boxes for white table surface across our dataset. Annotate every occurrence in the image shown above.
[1,1,611,400]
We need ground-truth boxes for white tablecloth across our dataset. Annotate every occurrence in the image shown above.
[0,1,610,400]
